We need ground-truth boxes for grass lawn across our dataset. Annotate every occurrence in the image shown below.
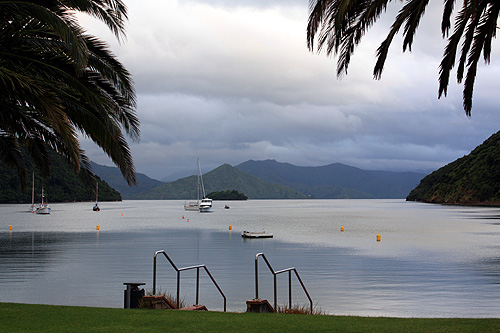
[1,303,500,332]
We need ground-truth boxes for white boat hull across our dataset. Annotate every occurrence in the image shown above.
[241,231,273,238]
[36,206,51,214]
[184,202,200,211]
[199,206,213,213]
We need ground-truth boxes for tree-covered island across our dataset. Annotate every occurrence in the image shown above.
[206,190,248,200]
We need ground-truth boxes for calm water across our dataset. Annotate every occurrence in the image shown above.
[1,199,500,317]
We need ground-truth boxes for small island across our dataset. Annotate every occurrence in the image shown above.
[206,190,248,200]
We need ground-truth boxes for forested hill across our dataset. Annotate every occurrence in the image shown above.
[407,131,500,205]
[0,151,121,203]
[89,161,164,199]
[133,164,308,199]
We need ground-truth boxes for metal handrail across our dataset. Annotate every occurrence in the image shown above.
[255,252,313,313]
[153,250,226,312]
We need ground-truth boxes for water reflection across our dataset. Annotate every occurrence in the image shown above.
[1,200,500,317]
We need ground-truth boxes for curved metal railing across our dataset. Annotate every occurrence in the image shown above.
[255,252,313,313]
[153,250,226,312]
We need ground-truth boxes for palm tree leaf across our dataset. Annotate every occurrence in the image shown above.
[438,7,469,98]
[0,0,139,187]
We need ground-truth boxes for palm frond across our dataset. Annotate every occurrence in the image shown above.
[0,0,139,187]
[308,0,500,115]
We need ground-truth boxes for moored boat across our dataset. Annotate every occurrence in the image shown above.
[93,182,100,211]
[184,201,200,211]
[35,188,51,214]
[199,198,213,213]
[241,230,273,238]
[29,173,36,213]
[184,158,213,213]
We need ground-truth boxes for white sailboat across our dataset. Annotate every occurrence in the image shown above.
[93,182,100,211]
[35,187,51,214]
[198,165,213,213]
[184,161,201,211]
[184,158,213,213]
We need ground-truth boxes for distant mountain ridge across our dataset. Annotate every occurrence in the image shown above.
[236,160,426,199]
[93,159,426,199]
[89,161,164,199]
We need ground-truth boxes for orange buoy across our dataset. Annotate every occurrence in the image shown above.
[96,225,100,231]
[229,225,232,230]
[377,234,381,242]
[9,225,12,231]
[341,226,344,232]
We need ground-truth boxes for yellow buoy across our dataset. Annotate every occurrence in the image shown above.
[340,226,344,232]
[96,225,100,231]
[377,234,381,242]
[9,225,12,231]
[229,225,232,230]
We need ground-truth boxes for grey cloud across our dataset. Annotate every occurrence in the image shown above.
[80,0,500,180]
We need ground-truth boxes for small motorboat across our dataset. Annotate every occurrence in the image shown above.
[224,205,230,209]
[241,230,273,238]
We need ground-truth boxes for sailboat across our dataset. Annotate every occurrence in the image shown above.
[35,187,51,214]
[184,158,213,213]
[29,173,36,213]
[198,162,213,213]
[93,182,100,211]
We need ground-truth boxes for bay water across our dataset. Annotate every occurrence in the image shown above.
[1,199,500,317]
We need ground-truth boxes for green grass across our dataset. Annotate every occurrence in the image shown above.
[1,303,500,332]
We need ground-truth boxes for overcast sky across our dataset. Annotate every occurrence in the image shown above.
[79,0,500,181]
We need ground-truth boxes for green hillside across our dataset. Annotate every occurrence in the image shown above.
[0,151,121,203]
[407,131,500,205]
[133,164,308,199]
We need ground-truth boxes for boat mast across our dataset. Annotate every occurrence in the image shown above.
[196,158,201,203]
[96,182,99,204]
[199,159,207,199]
[31,172,35,210]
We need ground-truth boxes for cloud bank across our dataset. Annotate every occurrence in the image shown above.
[80,0,500,180]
